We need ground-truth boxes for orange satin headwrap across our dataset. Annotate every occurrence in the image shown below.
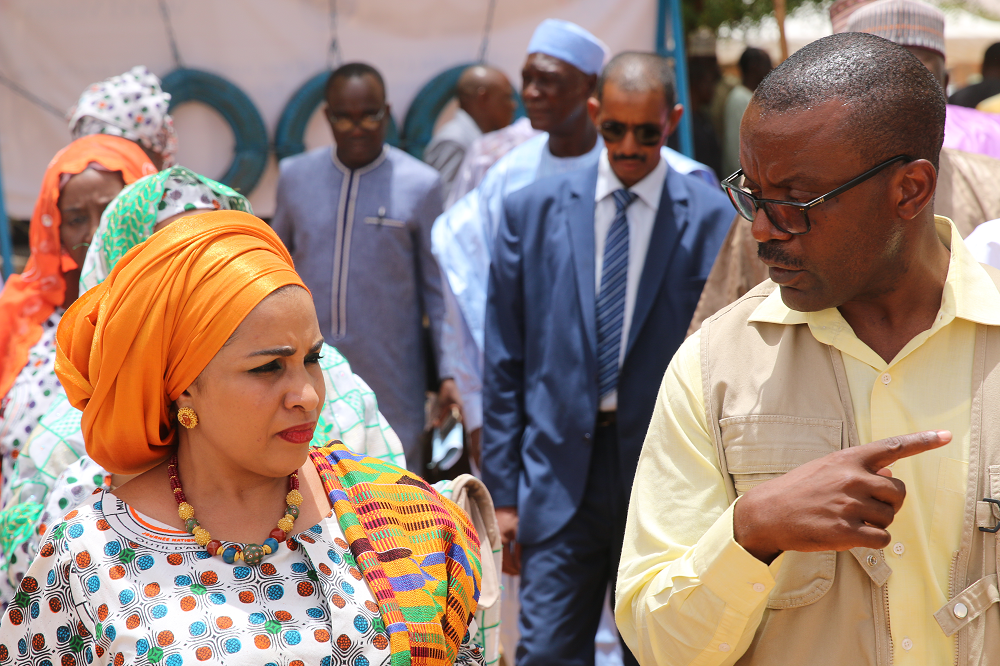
[55,211,306,474]
[0,134,155,398]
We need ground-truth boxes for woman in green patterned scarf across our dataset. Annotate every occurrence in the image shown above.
[0,166,404,604]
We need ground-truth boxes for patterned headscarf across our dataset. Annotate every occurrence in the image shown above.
[68,66,178,168]
[0,135,155,399]
[79,166,251,292]
[845,0,946,57]
[56,212,304,474]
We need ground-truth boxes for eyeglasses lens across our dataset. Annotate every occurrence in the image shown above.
[727,188,756,222]
[633,125,663,146]
[761,203,809,234]
[331,110,383,133]
[600,122,626,142]
[599,122,662,146]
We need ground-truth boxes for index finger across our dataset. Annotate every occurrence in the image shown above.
[857,430,951,471]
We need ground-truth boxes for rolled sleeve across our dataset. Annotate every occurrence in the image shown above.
[616,331,779,666]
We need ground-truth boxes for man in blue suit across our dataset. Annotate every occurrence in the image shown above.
[483,52,732,666]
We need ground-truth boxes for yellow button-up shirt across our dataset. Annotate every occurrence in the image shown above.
[616,218,1000,665]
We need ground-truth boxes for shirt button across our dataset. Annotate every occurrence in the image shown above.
[584,433,592,441]
[954,602,969,618]
[901,637,913,651]
[881,373,892,385]
[867,554,878,566]
[752,583,766,593]
[892,542,905,556]
[718,643,731,652]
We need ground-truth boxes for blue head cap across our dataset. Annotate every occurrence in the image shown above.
[526,19,609,75]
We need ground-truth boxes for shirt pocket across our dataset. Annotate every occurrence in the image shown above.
[363,216,407,229]
[720,414,843,609]
[720,415,843,496]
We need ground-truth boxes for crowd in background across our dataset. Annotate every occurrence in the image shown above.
[1,3,1000,666]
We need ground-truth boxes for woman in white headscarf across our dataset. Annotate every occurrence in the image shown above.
[68,66,178,170]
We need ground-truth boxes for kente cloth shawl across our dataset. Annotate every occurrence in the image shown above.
[55,211,304,474]
[68,66,178,167]
[310,443,482,666]
[0,135,155,399]
[79,165,251,292]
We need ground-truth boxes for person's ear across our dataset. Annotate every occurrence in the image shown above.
[587,96,601,127]
[584,72,598,96]
[893,159,937,221]
[665,103,684,137]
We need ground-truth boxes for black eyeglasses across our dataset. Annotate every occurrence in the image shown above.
[599,121,663,147]
[721,154,911,235]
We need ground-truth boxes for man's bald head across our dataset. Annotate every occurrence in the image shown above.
[456,65,515,133]
[752,32,945,169]
[596,52,676,108]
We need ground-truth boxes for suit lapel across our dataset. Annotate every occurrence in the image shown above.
[625,168,689,360]
[566,170,599,355]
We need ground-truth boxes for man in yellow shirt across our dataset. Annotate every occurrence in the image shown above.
[617,32,1000,665]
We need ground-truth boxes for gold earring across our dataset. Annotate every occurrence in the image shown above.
[177,407,199,429]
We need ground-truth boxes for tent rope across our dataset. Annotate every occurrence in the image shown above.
[0,72,64,119]
[158,0,184,69]
[328,0,342,69]
[478,0,498,63]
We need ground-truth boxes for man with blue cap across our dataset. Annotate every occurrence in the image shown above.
[432,19,717,466]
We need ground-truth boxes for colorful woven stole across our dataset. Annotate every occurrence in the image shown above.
[310,443,482,666]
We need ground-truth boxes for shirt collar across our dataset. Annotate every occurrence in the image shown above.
[452,108,481,135]
[749,216,1000,329]
[330,144,389,175]
[595,148,668,210]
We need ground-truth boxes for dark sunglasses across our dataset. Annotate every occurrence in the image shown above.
[599,121,663,147]
[721,154,911,235]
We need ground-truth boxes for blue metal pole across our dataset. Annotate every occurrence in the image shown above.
[657,0,695,158]
[0,143,13,281]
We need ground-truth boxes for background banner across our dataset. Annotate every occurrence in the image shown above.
[0,0,657,218]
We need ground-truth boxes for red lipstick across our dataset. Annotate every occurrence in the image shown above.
[277,422,316,444]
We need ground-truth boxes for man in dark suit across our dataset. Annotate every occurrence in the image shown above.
[482,52,732,666]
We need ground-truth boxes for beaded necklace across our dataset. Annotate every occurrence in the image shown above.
[168,454,304,565]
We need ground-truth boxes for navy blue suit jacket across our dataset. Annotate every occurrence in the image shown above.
[482,163,732,545]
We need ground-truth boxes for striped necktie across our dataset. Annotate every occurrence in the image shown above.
[596,189,638,399]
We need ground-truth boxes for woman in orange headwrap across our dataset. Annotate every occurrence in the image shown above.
[0,135,154,508]
[0,211,483,666]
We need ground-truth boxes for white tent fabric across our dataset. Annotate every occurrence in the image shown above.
[0,0,657,218]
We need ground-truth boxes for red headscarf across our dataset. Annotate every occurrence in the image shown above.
[0,134,155,398]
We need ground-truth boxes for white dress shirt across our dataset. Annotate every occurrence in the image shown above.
[594,148,667,411]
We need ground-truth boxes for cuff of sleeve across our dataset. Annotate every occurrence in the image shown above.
[463,392,483,432]
[693,499,782,618]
